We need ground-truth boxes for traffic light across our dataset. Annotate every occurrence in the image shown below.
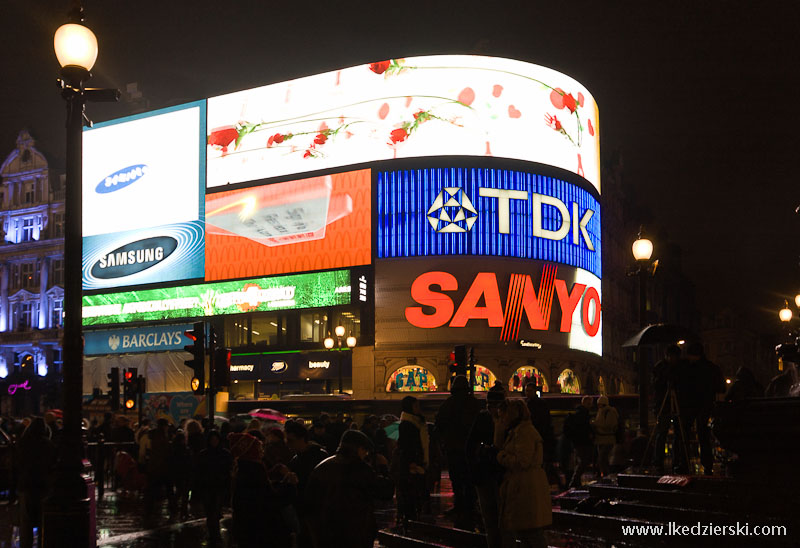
[123,367,138,410]
[184,322,205,394]
[213,347,231,388]
[107,367,120,411]
[450,345,467,377]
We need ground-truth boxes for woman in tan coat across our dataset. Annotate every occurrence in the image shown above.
[495,399,552,548]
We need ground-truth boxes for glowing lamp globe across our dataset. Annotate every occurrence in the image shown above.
[795,294,800,309]
[632,237,653,262]
[324,337,335,349]
[54,23,98,71]
[346,335,357,348]
[334,325,346,337]
[779,306,793,323]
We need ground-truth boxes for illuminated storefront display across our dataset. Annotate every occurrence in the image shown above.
[508,366,549,392]
[82,102,206,290]
[205,169,371,280]
[557,368,581,394]
[386,366,438,392]
[207,55,599,192]
[471,365,497,391]
[377,167,600,277]
[82,269,352,326]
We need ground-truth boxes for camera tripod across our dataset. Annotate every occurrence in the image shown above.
[641,384,691,471]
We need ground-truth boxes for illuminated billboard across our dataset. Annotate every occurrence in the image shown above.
[205,169,371,280]
[207,55,600,192]
[377,167,601,277]
[375,259,601,356]
[82,269,352,326]
[82,102,206,290]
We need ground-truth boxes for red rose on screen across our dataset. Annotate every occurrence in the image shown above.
[577,92,585,107]
[549,88,565,109]
[369,61,391,74]
[208,126,238,151]
[508,105,521,118]
[492,85,503,97]
[588,118,595,136]
[378,102,390,120]
[267,133,285,147]
[314,133,328,145]
[458,87,475,106]
[390,128,408,144]
[303,149,313,158]
[563,93,577,113]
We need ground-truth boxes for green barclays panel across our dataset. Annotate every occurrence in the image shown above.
[82,269,352,326]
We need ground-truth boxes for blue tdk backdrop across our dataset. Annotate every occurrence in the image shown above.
[377,167,601,278]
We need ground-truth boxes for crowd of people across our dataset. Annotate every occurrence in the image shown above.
[2,343,749,548]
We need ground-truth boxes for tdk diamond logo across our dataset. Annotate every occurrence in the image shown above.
[108,335,120,351]
[426,188,478,233]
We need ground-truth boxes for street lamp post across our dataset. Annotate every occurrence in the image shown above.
[632,229,654,435]
[324,325,356,394]
[45,6,117,547]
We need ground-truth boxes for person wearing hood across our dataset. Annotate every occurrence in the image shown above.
[393,395,429,525]
[306,429,394,548]
[435,375,482,530]
[495,399,552,548]
[725,367,764,401]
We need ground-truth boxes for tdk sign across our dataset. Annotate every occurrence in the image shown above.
[96,164,148,194]
[91,236,177,279]
[377,167,602,278]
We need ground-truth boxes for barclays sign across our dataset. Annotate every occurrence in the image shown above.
[84,323,194,355]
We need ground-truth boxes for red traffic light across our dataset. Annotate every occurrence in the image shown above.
[184,329,197,342]
[124,371,133,381]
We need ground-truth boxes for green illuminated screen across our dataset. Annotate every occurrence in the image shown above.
[83,269,351,326]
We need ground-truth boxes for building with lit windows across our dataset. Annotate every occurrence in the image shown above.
[0,130,65,415]
[77,55,634,419]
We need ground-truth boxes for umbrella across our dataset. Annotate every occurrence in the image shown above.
[247,408,287,422]
[622,323,697,348]
[47,409,63,419]
[383,421,400,441]
[214,415,229,425]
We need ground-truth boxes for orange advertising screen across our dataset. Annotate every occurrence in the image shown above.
[205,169,371,281]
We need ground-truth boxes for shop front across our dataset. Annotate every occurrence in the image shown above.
[229,350,353,400]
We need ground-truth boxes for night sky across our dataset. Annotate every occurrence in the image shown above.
[1,1,797,338]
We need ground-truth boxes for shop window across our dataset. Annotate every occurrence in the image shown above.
[556,369,581,394]
[300,312,326,343]
[225,315,250,347]
[508,366,549,393]
[252,314,281,345]
[386,366,438,392]
[470,365,497,392]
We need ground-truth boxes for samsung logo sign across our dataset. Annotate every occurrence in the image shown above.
[96,164,148,194]
[91,236,178,279]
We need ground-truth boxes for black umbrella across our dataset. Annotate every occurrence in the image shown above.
[621,323,697,348]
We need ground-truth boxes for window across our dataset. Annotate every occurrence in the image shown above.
[51,298,63,328]
[52,213,65,238]
[225,315,250,347]
[13,302,37,331]
[50,259,64,286]
[251,314,280,345]
[23,182,35,204]
[20,261,37,289]
[21,217,34,242]
[300,312,327,343]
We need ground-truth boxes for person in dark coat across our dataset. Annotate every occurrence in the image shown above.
[305,430,394,548]
[392,396,429,526]
[229,432,296,548]
[725,367,764,401]
[144,418,177,518]
[466,383,506,548]
[196,430,232,544]
[675,342,725,475]
[285,420,329,548]
[263,427,293,469]
[565,396,594,488]
[110,415,135,444]
[435,375,482,530]
[169,430,192,519]
[15,417,55,548]
[524,381,555,475]
[651,345,683,469]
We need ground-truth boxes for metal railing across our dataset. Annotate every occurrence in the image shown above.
[85,439,138,499]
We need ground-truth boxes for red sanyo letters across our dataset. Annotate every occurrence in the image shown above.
[405,268,601,339]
